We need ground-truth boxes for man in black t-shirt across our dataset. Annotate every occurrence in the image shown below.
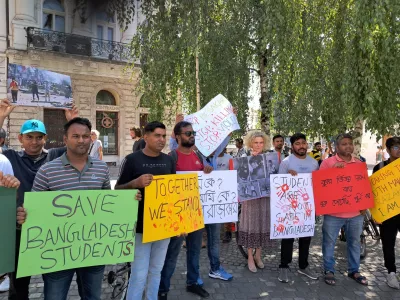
[116,121,175,299]
[373,137,400,289]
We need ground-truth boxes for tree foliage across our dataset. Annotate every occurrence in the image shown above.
[127,0,400,143]
[272,0,400,140]
[129,0,250,133]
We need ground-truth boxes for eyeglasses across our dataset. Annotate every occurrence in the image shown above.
[392,146,400,151]
[181,131,196,137]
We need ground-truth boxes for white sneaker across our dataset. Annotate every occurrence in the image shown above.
[0,276,10,292]
[387,272,400,289]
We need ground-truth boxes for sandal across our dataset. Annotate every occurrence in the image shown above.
[348,272,368,286]
[324,272,336,285]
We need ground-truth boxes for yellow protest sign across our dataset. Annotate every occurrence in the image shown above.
[143,173,204,243]
[369,160,400,223]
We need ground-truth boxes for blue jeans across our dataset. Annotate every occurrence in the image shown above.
[184,229,203,285]
[205,224,221,272]
[127,234,170,300]
[43,265,105,300]
[159,236,184,293]
[322,214,364,274]
[159,229,203,292]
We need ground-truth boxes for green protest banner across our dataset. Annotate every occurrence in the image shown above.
[0,187,16,274]
[17,190,138,278]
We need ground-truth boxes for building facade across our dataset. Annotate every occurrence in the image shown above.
[0,0,155,166]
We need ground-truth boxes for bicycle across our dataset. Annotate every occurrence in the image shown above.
[338,210,380,259]
[106,263,131,300]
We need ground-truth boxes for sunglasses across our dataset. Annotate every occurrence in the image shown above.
[392,146,400,151]
[181,131,196,137]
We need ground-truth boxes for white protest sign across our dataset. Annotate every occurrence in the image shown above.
[269,173,315,239]
[184,94,240,157]
[178,171,238,224]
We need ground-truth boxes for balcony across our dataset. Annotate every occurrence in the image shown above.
[26,27,132,62]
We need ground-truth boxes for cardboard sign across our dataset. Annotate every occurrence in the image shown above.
[370,160,400,223]
[231,152,280,201]
[185,94,240,157]
[313,163,374,215]
[0,187,16,274]
[7,63,73,109]
[143,173,204,243]
[270,174,315,239]
[17,190,138,278]
[179,171,238,224]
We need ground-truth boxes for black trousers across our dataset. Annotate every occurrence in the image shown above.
[8,230,31,300]
[11,90,18,102]
[279,237,312,269]
[379,214,400,274]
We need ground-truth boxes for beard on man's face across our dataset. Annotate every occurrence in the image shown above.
[181,139,195,148]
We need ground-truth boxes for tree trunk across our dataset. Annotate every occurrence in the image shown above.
[196,52,200,111]
[259,53,271,148]
[352,118,364,157]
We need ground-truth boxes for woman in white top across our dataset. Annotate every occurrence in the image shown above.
[89,130,103,160]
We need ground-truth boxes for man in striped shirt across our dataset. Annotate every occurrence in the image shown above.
[19,118,110,300]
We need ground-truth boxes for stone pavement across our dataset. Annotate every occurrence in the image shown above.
[1,222,400,300]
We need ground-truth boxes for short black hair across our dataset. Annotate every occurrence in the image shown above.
[386,137,400,149]
[144,121,166,134]
[314,142,321,147]
[64,117,91,134]
[235,138,243,144]
[173,121,192,137]
[273,134,284,142]
[135,128,142,137]
[290,133,306,144]
[335,133,353,145]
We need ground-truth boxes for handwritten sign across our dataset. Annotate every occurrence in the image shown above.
[185,94,240,157]
[143,173,204,243]
[313,163,374,215]
[0,187,16,274]
[231,152,280,201]
[179,171,238,224]
[370,160,400,223]
[270,174,315,239]
[17,190,138,278]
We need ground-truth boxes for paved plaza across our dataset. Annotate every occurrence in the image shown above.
[0,222,399,300]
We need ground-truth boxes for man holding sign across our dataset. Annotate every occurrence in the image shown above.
[0,98,77,300]
[372,137,400,289]
[159,121,214,299]
[116,121,175,300]
[277,133,319,283]
[320,133,367,286]
[17,118,124,299]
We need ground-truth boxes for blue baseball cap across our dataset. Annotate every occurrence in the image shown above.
[20,119,47,135]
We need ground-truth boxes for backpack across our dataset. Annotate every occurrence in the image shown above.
[169,149,206,166]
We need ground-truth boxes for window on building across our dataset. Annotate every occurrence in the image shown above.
[44,109,65,149]
[140,113,148,132]
[43,0,65,32]
[96,111,119,155]
[96,90,118,155]
[96,90,116,105]
[96,11,116,41]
